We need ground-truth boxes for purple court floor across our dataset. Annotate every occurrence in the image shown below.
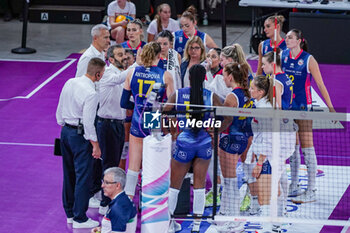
[0,55,349,233]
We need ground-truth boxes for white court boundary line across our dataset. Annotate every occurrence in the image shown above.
[0,58,76,101]
[0,142,53,147]
[0,57,76,62]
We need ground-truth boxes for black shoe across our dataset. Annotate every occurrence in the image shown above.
[4,12,13,22]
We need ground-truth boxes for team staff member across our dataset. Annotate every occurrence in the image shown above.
[121,42,174,198]
[96,45,137,215]
[282,29,335,204]
[56,58,105,229]
[256,15,287,76]
[76,24,110,77]
[91,167,137,233]
[173,6,217,57]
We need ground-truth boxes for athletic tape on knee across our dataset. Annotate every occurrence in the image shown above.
[124,169,139,196]
[302,147,317,191]
[193,188,206,215]
[289,145,300,186]
[168,188,180,215]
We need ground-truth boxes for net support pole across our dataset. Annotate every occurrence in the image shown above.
[221,0,226,47]
[270,111,281,220]
[11,0,36,54]
[212,115,219,217]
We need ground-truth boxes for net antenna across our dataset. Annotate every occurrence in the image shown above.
[273,15,278,109]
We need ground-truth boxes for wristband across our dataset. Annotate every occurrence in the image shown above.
[257,163,263,167]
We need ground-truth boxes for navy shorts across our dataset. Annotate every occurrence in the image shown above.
[173,141,212,163]
[130,123,151,138]
[219,134,248,155]
[260,160,272,175]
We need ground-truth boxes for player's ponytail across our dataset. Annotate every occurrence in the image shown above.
[290,29,308,52]
[189,64,205,134]
[224,62,251,103]
[253,75,273,104]
[155,4,170,34]
[141,42,161,67]
[266,15,285,29]
[181,5,197,23]
[263,48,282,67]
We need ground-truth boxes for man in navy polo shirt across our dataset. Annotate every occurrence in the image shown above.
[92,167,137,233]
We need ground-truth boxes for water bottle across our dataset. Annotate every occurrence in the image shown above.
[203,12,208,26]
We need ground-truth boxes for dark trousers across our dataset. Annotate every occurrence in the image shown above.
[60,126,93,223]
[96,117,125,206]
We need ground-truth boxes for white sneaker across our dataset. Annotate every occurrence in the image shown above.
[291,189,316,204]
[89,196,100,208]
[99,205,108,215]
[249,205,261,216]
[191,221,201,232]
[72,218,99,229]
[168,220,181,232]
[288,184,305,197]
[215,222,244,232]
[67,217,73,224]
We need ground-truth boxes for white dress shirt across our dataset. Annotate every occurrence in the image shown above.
[97,64,130,120]
[76,44,105,77]
[56,75,99,141]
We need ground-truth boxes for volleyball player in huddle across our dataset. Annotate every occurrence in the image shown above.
[215,63,253,233]
[281,29,335,203]
[173,6,217,57]
[164,64,231,233]
[257,15,287,76]
[121,19,146,60]
[121,42,174,198]
[156,30,182,90]
[204,48,223,84]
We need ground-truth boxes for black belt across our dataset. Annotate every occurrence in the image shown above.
[98,117,124,123]
[65,123,78,129]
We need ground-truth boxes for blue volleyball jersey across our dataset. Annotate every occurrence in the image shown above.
[281,49,312,111]
[157,58,167,70]
[174,30,206,57]
[175,87,213,147]
[175,87,213,128]
[121,40,146,59]
[275,72,293,110]
[130,66,165,136]
[261,39,287,56]
[227,88,253,135]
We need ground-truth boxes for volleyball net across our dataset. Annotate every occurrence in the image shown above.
[158,103,350,231]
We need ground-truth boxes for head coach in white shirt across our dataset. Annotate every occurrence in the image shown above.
[95,44,132,215]
[56,58,105,229]
[76,24,110,77]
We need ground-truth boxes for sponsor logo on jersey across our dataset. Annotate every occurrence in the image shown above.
[290,63,294,68]
[179,37,183,43]
[298,59,304,66]
[284,56,288,63]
